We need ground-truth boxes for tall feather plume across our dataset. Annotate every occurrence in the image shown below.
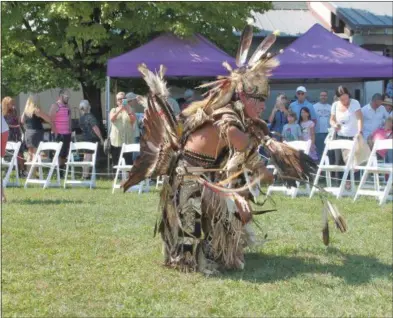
[247,31,279,67]
[138,63,169,97]
[236,24,254,67]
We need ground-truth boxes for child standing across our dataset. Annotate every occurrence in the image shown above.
[299,107,318,161]
[282,111,302,142]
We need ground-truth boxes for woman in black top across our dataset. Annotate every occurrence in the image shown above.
[21,95,51,162]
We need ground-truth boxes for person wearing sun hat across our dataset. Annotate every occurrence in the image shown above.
[289,86,317,124]
[382,94,393,116]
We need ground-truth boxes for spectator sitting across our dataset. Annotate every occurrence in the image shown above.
[79,100,104,179]
[282,111,302,142]
[313,90,332,160]
[21,95,51,163]
[289,86,317,124]
[299,107,318,161]
[361,93,389,141]
[180,89,195,111]
[382,95,393,116]
[368,116,393,163]
[268,93,289,140]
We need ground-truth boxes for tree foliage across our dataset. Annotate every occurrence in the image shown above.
[1,1,272,118]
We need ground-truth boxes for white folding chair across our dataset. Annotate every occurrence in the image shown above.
[24,141,63,189]
[156,176,165,189]
[310,138,357,199]
[354,139,393,205]
[1,141,22,188]
[267,140,312,198]
[64,142,98,189]
[112,143,149,194]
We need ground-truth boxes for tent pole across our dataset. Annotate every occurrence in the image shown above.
[106,76,111,177]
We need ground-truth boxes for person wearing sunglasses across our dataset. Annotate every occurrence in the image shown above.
[289,86,317,125]
[49,89,72,172]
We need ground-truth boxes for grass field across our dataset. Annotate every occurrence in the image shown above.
[2,180,392,317]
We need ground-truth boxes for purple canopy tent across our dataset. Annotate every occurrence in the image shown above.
[105,32,235,132]
[106,33,236,77]
[272,23,393,79]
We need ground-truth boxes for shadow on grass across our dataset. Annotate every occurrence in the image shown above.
[11,199,83,205]
[222,248,392,285]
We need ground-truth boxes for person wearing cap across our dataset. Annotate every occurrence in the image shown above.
[180,89,195,111]
[109,91,137,166]
[361,93,389,141]
[79,99,104,178]
[289,86,317,124]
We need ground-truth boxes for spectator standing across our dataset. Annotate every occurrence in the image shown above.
[282,111,302,142]
[361,93,389,141]
[2,97,21,142]
[180,89,195,111]
[313,90,332,159]
[330,86,363,188]
[79,100,104,179]
[109,91,137,165]
[2,96,26,175]
[167,97,181,116]
[268,93,289,140]
[299,107,318,161]
[385,79,393,99]
[21,95,51,162]
[289,86,317,123]
[1,115,9,202]
[50,89,72,171]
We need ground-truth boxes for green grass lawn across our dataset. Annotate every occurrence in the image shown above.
[2,180,392,317]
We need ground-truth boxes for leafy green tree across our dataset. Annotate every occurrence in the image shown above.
[1,1,272,121]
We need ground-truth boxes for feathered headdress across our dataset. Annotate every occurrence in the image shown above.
[182,26,280,117]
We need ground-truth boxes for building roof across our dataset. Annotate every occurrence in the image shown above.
[330,2,393,28]
[250,8,324,37]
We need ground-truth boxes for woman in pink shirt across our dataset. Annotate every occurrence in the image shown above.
[50,89,72,169]
[368,117,393,162]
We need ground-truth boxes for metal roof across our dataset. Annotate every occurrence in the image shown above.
[248,9,324,37]
[272,1,308,10]
[330,2,393,28]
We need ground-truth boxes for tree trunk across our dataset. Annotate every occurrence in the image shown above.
[80,81,107,136]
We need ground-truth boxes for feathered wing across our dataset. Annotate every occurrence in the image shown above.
[122,65,179,192]
[263,138,318,188]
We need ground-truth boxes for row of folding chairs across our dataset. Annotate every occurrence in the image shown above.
[1,141,150,193]
[266,136,392,205]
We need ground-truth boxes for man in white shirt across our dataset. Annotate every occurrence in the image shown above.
[361,93,389,140]
[313,90,331,160]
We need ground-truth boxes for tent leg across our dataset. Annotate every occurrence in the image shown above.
[106,76,111,177]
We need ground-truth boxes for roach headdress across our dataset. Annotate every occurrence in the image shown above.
[182,25,280,117]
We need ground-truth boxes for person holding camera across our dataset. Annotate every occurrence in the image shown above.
[109,91,137,166]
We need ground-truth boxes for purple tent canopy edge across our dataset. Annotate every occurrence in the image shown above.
[107,33,236,78]
[272,23,393,79]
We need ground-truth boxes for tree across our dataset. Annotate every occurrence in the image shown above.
[1,1,272,122]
